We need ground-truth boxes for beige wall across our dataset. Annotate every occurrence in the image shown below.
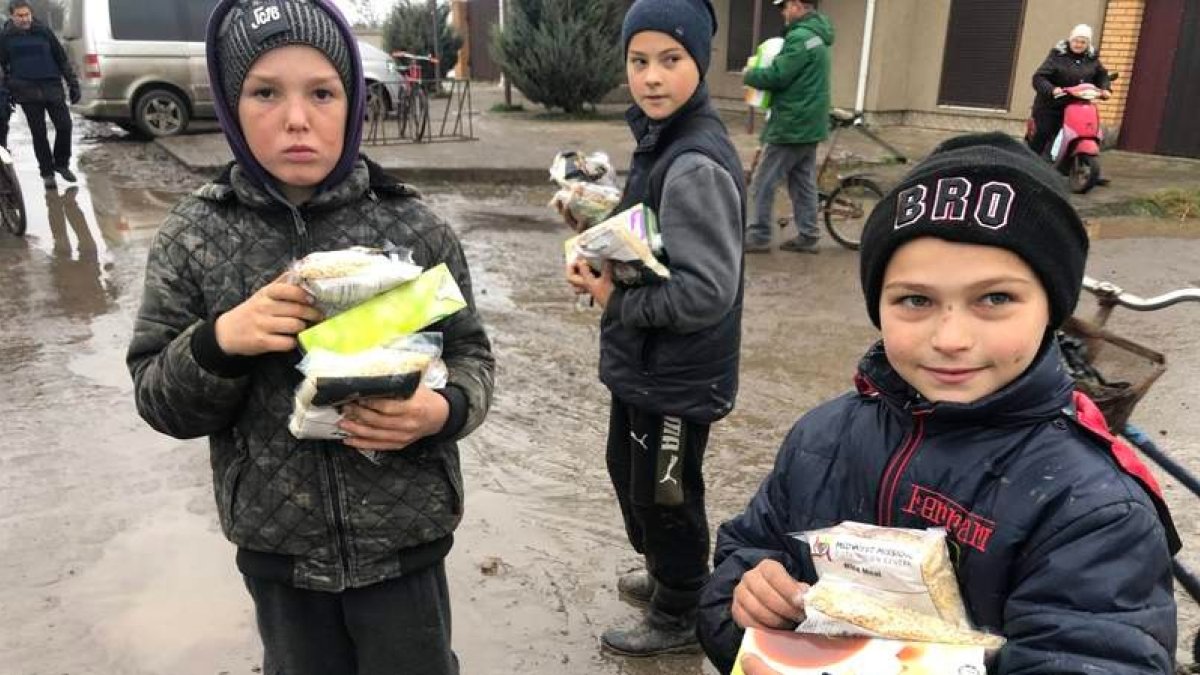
[863,0,1106,124]
[713,0,1110,128]
[706,0,863,106]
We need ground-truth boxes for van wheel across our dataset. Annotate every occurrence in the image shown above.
[134,89,189,137]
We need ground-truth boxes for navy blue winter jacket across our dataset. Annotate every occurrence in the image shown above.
[0,20,78,104]
[699,340,1179,674]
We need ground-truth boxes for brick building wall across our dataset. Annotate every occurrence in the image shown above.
[1098,0,1145,131]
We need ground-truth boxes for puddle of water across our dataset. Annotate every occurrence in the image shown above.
[60,499,260,675]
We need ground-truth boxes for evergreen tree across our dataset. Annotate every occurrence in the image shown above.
[491,0,625,114]
[381,1,462,79]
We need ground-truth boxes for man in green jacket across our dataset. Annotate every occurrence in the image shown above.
[743,0,833,254]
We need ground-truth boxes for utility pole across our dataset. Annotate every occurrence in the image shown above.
[429,0,441,77]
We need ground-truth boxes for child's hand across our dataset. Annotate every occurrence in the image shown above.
[732,559,809,631]
[216,274,322,356]
[740,654,783,675]
[564,258,614,308]
[337,385,450,451]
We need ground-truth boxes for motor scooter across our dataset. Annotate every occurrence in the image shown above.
[1034,72,1118,194]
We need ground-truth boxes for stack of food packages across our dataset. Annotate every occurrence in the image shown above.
[733,521,1004,675]
[743,37,785,110]
[548,150,622,233]
[563,203,669,286]
[286,247,467,463]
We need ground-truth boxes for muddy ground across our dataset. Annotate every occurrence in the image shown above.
[2,120,1199,674]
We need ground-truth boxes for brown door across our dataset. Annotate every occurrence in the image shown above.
[937,0,1027,109]
[1157,0,1200,158]
[466,0,501,81]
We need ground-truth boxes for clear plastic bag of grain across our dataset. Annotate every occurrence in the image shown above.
[291,246,422,316]
[289,332,448,463]
[795,521,969,626]
[791,522,1003,648]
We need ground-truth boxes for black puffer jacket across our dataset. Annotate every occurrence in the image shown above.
[1032,41,1111,113]
[699,341,1178,674]
[128,158,494,592]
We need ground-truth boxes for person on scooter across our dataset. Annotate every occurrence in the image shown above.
[1027,23,1111,158]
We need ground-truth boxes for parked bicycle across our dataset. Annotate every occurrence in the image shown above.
[0,146,26,237]
[391,51,435,142]
[748,108,906,251]
[1058,275,1200,660]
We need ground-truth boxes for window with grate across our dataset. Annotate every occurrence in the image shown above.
[937,0,1027,109]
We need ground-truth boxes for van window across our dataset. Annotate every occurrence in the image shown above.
[62,0,83,40]
[110,0,188,41]
[182,0,221,42]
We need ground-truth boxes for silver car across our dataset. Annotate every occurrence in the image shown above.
[62,0,402,137]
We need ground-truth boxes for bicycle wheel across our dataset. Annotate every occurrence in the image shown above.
[409,88,429,142]
[0,163,27,237]
[824,176,883,251]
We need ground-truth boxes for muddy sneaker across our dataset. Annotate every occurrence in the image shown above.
[779,236,819,254]
[56,166,77,183]
[617,571,655,608]
[600,612,701,657]
[744,235,772,254]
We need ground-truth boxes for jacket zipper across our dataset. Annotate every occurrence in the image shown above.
[280,199,350,581]
[876,412,929,526]
[321,455,353,581]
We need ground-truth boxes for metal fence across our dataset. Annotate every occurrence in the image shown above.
[364,79,476,145]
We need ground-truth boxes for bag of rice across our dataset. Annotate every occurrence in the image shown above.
[796,521,969,626]
[291,246,422,316]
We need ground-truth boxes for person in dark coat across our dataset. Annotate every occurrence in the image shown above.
[698,134,1178,675]
[127,1,494,672]
[1027,23,1111,157]
[0,0,79,188]
[564,0,745,657]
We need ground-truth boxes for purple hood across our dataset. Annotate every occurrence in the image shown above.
[205,0,365,198]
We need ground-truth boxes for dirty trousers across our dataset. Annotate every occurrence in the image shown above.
[243,561,458,675]
[606,396,712,593]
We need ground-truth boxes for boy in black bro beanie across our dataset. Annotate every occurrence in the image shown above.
[860,132,1089,329]
[696,132,1179,675]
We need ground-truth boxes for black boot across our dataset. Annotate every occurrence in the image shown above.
[617,570,656,608]
[601,583,701,656]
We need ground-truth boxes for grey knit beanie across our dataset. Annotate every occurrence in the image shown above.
[206,0,365,196]
[622,0,719,76]
[215,0,354,107]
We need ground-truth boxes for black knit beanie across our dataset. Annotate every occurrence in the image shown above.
[214,0,354,107]
[859,132,1089,329]
[622,0,718,76]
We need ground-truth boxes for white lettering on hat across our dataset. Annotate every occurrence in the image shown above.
[250,4,282,31]
[931,177,971,222]
[895,178,1016,231]
[894,184,928,229]
[976,182,1016,230]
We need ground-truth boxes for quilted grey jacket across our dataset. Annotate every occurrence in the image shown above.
[128,158,494,592]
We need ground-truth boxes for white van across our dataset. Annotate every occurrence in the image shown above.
[62,0,402,137]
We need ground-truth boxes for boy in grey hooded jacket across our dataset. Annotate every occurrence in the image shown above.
[126,1,492,672]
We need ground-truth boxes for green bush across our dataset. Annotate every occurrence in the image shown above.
[381,1,462,79]
[491,0,625,114]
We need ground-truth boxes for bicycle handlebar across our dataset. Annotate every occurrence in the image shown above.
[391,51,439,64]
[1082,276,1200,311]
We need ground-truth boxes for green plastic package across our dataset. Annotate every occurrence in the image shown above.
[298,263,466,355]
